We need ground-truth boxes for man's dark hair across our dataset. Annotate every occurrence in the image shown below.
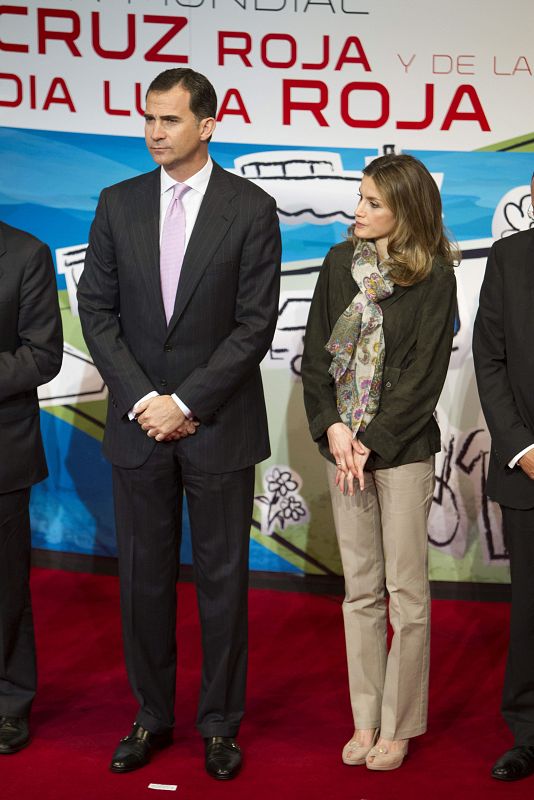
[146,68,217,121]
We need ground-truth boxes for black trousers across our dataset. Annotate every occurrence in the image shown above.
[501,505,534,745]
[0,487,36,718]
[112,442,254,738]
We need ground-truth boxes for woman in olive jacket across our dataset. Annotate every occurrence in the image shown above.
[302,154,456,771]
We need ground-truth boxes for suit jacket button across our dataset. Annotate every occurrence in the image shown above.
[164,345,172,352]
[160,379,168,387]
[385,380,392,389]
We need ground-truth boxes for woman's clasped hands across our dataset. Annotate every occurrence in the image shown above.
[326,422,370,495]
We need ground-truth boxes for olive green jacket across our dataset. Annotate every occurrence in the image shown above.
[301,240,456,470]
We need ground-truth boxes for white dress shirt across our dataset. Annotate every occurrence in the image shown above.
[129,158,213,421]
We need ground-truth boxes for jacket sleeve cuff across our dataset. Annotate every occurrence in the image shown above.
[359,418,401,464]
[495,428,534,469]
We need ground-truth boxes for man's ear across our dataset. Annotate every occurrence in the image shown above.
[199,117,216,142]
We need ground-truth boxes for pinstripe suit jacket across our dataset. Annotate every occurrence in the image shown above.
[77,162,281,473]
[0,222,63,492]
[473,229,534,509]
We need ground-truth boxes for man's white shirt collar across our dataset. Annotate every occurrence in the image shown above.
[160,157,213,197]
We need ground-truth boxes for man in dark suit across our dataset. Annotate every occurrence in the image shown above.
[473,173,534,782]
[77,68,281,780]
[0,223,62,754]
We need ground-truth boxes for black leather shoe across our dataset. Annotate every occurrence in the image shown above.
[492,746,534,781]
[204,736,242,780]
[0,717,30,754]
[110,723,173,773]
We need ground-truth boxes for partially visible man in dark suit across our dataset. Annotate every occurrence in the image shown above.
[0,223,62,754]
[77,68,281,780]
[473,173,534,782]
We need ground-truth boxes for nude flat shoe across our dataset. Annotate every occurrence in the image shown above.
[366,739,409,771]
[342,729,379,766]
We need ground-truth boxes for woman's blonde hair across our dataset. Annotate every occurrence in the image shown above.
[351,154,458,286]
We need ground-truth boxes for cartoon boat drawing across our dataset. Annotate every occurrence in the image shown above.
[228,150,361,225]
[228,150,444,226]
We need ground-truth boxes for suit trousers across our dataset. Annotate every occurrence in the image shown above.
[0,487,36,718]
[501,505,534,745]
[112,440,254,738]
[327,457,434,740]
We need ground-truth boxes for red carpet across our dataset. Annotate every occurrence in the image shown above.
[2,568,530,799]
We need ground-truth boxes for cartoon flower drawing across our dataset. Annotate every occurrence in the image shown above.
[279,496,307,522]
[267,467,297,497]
[255,465,310,536]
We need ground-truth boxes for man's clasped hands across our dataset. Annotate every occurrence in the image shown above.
[135,395,199,442]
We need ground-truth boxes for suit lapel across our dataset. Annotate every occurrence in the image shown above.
[167,163,237,333]
[128,168,166,327]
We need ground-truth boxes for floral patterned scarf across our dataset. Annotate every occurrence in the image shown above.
[325,240,394,435]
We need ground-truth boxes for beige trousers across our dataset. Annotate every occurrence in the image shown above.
[327,457,435,740]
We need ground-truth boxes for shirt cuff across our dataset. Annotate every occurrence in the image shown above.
[128,391,158,421]
[509,444,534,469]
[171,393,192,419]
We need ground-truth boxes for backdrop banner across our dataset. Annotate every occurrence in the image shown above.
[1,0,533,580]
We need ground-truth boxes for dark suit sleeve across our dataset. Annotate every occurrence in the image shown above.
[176,195,281,420]
[473,242,534,466]
[0,241,62,402]
[359,265,456,463]
[301,250,343,440]
[77,190,156,417]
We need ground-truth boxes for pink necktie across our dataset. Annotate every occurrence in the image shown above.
[160,182,190,323]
